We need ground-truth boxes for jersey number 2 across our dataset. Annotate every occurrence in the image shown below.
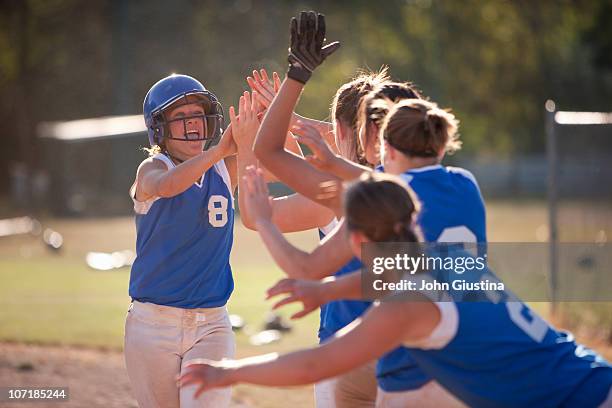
[208,195,228,227]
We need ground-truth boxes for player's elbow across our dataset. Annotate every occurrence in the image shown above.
[284,260,312,280]
[252,140,269,163]
[253,138,282,167]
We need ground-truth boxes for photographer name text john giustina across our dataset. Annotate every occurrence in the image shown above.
[371,253,505,292]
[372,278,504,292]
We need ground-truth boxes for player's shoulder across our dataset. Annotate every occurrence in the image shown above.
[445,166,480,189]
[137,153,173,176]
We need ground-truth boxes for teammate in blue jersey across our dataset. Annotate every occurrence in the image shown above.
[180,171,612,408]
[125,74,239,408]
[235,65,390,406]
[367,96,487,403]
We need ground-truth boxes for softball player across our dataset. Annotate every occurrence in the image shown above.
[125,74,237,408]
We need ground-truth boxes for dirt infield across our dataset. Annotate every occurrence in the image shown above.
[0,342,256,408]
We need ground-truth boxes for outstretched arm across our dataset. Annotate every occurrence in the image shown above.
[242,193,335,233]
[265,271,363,320]
[254,78,343,214]
[179,297,439,395]
[135,127,236,200]
[243,166,353,279]
[292,122,371,181]
[253,11,342,215]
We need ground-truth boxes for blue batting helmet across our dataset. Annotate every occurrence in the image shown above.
[143,74,224,150]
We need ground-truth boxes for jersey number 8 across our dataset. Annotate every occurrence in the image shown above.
[208,195,228,227]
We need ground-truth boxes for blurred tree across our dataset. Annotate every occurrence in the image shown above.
[1,0,611,196]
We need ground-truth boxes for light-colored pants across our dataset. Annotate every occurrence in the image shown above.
[314,361,377,408]
[124,300,235,408]
[375,381,466,408]
[314,377,338,408]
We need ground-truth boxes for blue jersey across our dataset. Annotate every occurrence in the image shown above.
[377,164,488,391]
[129,153,234,309]
[404,260,612,407]
[317,220,368,342]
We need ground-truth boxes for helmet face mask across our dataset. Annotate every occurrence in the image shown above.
[144,75,224,151]
[154,93,223,148]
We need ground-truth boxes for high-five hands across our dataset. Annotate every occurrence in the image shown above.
[287,11,341,84]
[247,69,281,111]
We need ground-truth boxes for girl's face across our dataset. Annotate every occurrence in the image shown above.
[361,123,380,166]
[165,102,207,159]
[334,119,354,160]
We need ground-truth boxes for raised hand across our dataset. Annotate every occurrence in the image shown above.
[216,124,237,157]
[292,121,338,172]
[247,69,281,111]
[243,166,273,224]
[266,278,328,319]
[287,11,340,84]
[229,91,261,152]
[179,359,236,398]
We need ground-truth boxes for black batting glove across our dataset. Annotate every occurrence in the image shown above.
[287,11,341,84]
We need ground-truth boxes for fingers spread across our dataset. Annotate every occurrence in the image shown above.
[291,308,313,320]
[266,278,296,298]
[273,295,299,310]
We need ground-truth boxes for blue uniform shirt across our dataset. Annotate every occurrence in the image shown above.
[129,154,234,308]
[405,257,612,407]
[317,221,368,342]
[377,164,488,391]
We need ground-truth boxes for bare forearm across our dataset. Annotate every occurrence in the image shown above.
[254,78,303,168]
[228,302,406,387]
[237,147,260,229]
[228,347,345,387]
[328,156,371,181]
[325,271,363,301]
[254,219,311,278]
[156,146,226,197]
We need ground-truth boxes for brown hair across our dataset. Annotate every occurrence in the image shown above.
[356,82,422,157]
[345,172,421,243]
[380,99,460,158]
[331,67,390,164]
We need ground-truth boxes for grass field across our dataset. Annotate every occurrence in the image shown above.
[0,199,611,407]
[0,215,325,406]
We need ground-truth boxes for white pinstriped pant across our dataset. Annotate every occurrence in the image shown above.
[124,300,235,408]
